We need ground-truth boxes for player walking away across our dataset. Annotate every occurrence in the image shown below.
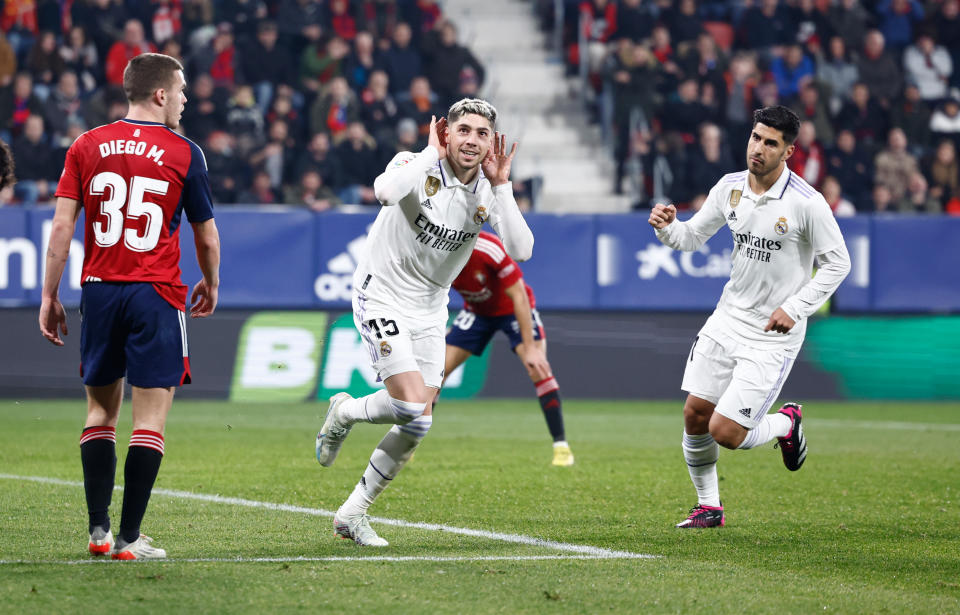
[442,231,573,466]
[315,98,533,546]
[648,106,850,528]
[39,53,221,559]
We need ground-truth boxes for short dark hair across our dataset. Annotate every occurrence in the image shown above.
[0,139,15,192]
[123,53,183,103]
[752,105,800,145]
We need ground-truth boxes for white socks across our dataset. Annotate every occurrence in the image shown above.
[339,416,433,517]
[737,412,791,450]
[339,390,426,425]
[682,431,720,507]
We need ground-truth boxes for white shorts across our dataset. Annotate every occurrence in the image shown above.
[681,329,797,429]
[352,292,446,389]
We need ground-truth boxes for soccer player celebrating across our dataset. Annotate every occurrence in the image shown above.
[648,106,850,528]
[39,53,221,558]
[315,98,533,546]
[443,231,573,466]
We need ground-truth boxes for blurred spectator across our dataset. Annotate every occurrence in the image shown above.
[826,0,871,54]
[875,0,924,53]
[70,0,127,61]
[24,30,64,99]
[856,30,903,108]
[335,121,379,203]
[310,76,360,141]
[236,169,279,204]
[609,40,659,192]
[815,36,859,116]
[42,71,84,142]
[576,0,617,78]
[294,131,345,191]
[826,129,874,209]
[82,84,126,130]
[934,0,960,88]
[790,121,826,189]
[191,22,239,88]
[903,30,953,103]
[924,139,959,207]
[276,0,325,54]
[396,76,444,142]
[613,0,655,42]
[266,91,307,145]
[896,171,941,213]
[217,0,268,42]
[821,175,857,216]
[791,82,834,146]
[930,93,960,150]
[0,31,15,88]
[181,73,227,143]
[836,82,888,147]
[360,69,398,145]
[890,84,932,154]
[662,0,702,46]
[181,0,216,34]
[875,127,919,201]
[11,114,56,203]
[662,78,707,144]
[0,72,43,138]
[392,116,425,154]
[871,183,894,211]
[329,0,358,40]
[679,32,727,97]
[51,119,86,169]
[382,21,421,96]
[770,44,814,104]
[284,168,341,211]
[226,84,265,154]
[724,52,761,148]
[679,123,736,203]
[150,0,183,45]
[60,25,100,94]
[239,20,297,114]
[248,118,298,189]
[105,19,155,86]
[204,131,247,204]
[301,35,349,95]
[343,31,383,91]
[737,0,797,51]
[423,20,485,106]
[793,0,832,50]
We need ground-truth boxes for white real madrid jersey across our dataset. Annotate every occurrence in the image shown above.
[656,167,846,349]
[355,145,533,317]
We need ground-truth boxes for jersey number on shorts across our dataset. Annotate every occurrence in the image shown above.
[366,318,399,338]
[90,172,170,252]
[452,311,476,330]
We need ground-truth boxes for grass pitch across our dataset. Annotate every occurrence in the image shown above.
[0,399,958,614]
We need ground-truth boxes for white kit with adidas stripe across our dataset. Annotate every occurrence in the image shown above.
[353,144,533,387]
[655,167,850,427]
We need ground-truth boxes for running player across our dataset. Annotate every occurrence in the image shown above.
[39,53,221,558]
[315,98,533,546]
[648,106,850,528]
[443,231,573,466]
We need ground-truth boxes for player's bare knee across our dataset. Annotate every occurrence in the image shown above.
[709,417,746,449]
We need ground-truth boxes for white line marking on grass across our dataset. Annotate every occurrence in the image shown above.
[0,554,636,566]
[810,419,960,432]
[0,474,655,561]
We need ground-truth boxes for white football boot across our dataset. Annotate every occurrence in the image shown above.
[333,512,389,547]
[316,393,354,467]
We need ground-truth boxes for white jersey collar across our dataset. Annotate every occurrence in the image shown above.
[439,158,484,193]
[742,166,791,202]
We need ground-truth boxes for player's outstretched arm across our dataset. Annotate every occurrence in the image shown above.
[373,115,445,207]
[190,218,220,318]
[650,188,727,252]
[39,197,82,346]
[505,279,551,381]
[648,203,676,229]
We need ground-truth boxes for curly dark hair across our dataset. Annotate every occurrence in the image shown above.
[0,139,15,192]
[752,105,801,145]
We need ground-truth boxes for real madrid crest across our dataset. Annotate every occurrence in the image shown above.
[774,216,788,235]
[425,176,440,197]
[729,189,742,209]
[379,341,392,357]
[474,206,488,225]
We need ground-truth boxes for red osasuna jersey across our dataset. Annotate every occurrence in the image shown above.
[451,231,535,317]
[55,119,215,310]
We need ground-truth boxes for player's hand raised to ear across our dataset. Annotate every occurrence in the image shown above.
[648,203,677,229]
[482,131,518,187]
[428,116,447,160]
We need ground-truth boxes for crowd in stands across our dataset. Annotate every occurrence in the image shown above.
[0,0,489,209]
[551,0,960,214]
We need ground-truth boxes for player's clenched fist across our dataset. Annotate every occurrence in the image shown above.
[648,203,677,229]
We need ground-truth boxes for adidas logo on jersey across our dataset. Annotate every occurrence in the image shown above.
[727,211,737,221]
[738,407,752,418]
[420,199,433,209]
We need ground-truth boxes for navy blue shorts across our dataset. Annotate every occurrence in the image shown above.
[445,309,545,356]
[80,282,191,388]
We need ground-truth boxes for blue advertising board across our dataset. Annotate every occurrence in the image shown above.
[2,207,958,313]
